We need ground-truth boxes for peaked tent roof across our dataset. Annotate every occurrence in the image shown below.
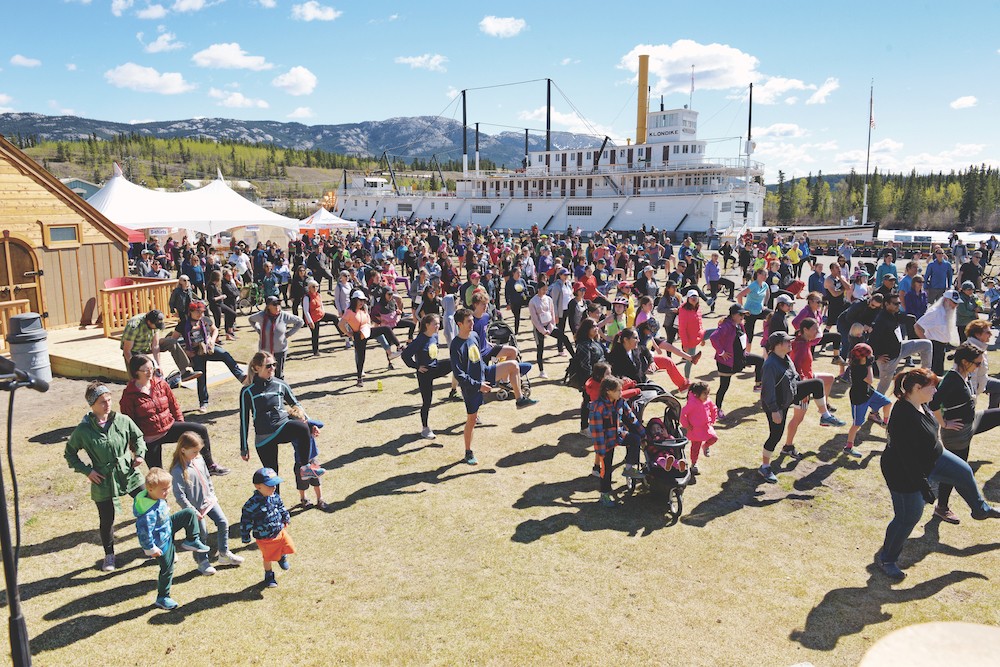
[300,207,359,230]
[0,135,129,245]
[87,165,300,236]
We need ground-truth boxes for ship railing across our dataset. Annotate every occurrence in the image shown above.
[487,158,762,179]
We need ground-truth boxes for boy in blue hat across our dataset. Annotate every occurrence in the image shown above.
[241,468,295,588]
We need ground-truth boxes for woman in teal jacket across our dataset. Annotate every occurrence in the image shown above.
[64,381,147,573]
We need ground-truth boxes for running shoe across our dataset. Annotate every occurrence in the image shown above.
[874,553,905,581]
[515,397,539,408]
[154,596,179,610]
[197,560,217,576]
[591,465,602,478]
[538,371,549,379]
[181,368,203,383]
[752,383,762,392]
[758,465,778,483]
[843,446,863,459]
[101,554,116,573]
[622,464,645,479]
[820,413,846,427]
[208,464,231,476]
[580,428,591,437]
[264,571,278,588]
[464,450,478,465]
[702,447,711,458]
[278,555,291,571]
[599,493,616,507]
[934,506,961,524]
[781,446,804,461]
[180,538,210,553]
[217,551,245,566]
[421,427,436,440]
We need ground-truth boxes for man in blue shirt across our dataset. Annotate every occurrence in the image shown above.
[924,248,953,304]
[450,309,537,465]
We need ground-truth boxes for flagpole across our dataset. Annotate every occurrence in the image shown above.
[862,81,873,227]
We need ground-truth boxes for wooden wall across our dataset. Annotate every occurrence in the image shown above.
[0,159,129,328]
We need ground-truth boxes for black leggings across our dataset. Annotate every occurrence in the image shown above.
[145,421,216,469]
[255,420,313,493]
[716,355,765,410]
[417,362,453,427]
[745,313,764,342]
[353,327,401,380]
[762,378,826,453]
[96,485,145,555]
[581,390,591,430]
[309,313,340,354]
[511,305,523,335]
[532,328,573,372]
[709,278,736,300]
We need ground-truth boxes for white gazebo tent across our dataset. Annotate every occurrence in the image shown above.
[299,207,359,233]
[87,165,301,239]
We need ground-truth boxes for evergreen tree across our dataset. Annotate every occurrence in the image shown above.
[868,169,887,221]
[777,170,793,223]
[959,165,978,223]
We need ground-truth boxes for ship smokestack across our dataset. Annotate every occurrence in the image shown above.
[635,54,649,145]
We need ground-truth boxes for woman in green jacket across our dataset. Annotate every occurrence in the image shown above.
[64,381,147,573]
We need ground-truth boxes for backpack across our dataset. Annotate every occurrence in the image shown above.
[563,355,586,390]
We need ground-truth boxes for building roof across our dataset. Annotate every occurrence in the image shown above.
[0,135,129,245]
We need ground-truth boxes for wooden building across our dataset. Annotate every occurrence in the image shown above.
[0,134,130,329]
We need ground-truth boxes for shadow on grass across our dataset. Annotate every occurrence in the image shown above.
[147,583,264,624]
[29,426,77,445]
[31,605,151,655]
[511,408,578,434]
[983,467,1000,502]
[495,433,591,469]
[325,461,496,513]
[789,569,988,651]
[357,404,420,423]
[712,404,759,430]
[681,467,815,528]
[321,432,442,470]
[17,520,140,560]
[793,432,881,493]
[509,474,678,542]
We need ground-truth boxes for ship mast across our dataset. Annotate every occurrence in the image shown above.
[745,83,753,207]
[861,81,874,230]
[461,89,468,177]
[635,55,649,144]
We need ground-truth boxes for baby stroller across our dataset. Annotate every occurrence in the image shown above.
[485,319,532,401]
[625,391,692,520]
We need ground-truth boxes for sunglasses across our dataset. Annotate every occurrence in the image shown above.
[263,362,277,369]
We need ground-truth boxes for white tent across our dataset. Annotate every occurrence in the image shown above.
[300,207,358,233]
[87,165,300,236]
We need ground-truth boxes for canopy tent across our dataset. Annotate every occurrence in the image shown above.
[300,207,359,232]
[87,165,300,237]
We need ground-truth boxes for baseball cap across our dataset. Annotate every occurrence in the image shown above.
[768,331,794,347]
[469,271,480,280]
[882,274,897,281]
[775,294,793,305]
[252,467,282,487]
[265,296,281,306]
[619,281,632,289]
[557,268,570,276]
[643,265,654,273]
[729,304,749,316]
[188,300,207,312]
[145,309,165,329]
[351,290,368,300]
[685,289,700,299]
[943,290,961,303]
[961,280,976,290]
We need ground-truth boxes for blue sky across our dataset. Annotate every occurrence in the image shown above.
[2,1,999,181]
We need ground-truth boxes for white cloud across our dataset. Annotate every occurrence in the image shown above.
[66,63,78,71]
[10,54,41,68]
[806,77,839,104]
[208,88,269,108]
[192,43,273,70]
[753,123,808,139]
[111,0,133,16]
[950,95,977,109]
[833,139,996,174]
[129,118,155,124]
[395,54,447,72]
[0,93,13,113]
[63,0,93,4]
[479,15,526,38]
[272,66,317,95]
[48,100,77,115]
[291,1,342,21]
[518,107,617,141]
[620,41,759,95]
[137,3,167,18]
[258,0,276,6]
[172,0,207,11]
[388,13,398,20]
[446,86,459,100]
[287,106,314,119]
[105,62,195,94]
[139,30,184,53]
[784,97,799,105]
[752,76,815,105]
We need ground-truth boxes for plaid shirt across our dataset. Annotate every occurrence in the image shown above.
[240,491,290,542]
[588,397,645,457]
[120,314,156,353]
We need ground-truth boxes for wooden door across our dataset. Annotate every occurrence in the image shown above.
[0,238,44,320]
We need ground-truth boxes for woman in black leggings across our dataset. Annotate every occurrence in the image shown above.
[341,293,403,386]
[402,314,457,439]
[758,331,840,483]
[709,305,765,420]
[239,352,324,495]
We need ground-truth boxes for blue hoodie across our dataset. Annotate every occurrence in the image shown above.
[133,490,171,552]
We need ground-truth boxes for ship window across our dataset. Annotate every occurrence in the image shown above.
[585,152,591,160]
[685,177,692,186]
[667,178,674,187]
[531,180,537,188]
[472,205,492,214]
[445,203,449,210]
[721,202,732,212]
[431,203,435,210]
[603,151,608,158]
[683,145,689,154]
[673,145,679,154]
[619,149,626,157]
[365,200,368,206]
[658,178,665,187]
[649,202,655,212]
[612,202,619,212]
[527,203,533,212]
[354,199,357,206]
[578,179,583,186]
[567,206,593,216]
[398,204,412,212]
[642,178,649,188]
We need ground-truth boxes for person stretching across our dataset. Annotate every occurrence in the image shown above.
[402,314,458,440]
[451,308,537,465]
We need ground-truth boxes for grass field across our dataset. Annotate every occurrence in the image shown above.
[4,278,1000,666]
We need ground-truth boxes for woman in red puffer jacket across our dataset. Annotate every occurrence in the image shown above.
[119,354,229,476]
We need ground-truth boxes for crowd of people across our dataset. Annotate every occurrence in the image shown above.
[62,220,1000,609]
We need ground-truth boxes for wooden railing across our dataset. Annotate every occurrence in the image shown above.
[99,279,178,338]
[0,300,30,355]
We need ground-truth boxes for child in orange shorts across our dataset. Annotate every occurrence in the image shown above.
[240,467,295,588]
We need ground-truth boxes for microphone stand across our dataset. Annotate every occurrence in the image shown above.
[0,373,33,666]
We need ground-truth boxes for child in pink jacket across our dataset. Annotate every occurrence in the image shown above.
[679,381,718,481]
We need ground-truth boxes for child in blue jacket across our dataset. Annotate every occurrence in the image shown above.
[133,467,210,610]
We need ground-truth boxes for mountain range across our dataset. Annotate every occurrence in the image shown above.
[0,112,604,168]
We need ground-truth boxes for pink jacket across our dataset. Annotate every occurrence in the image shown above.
[677,305,705,349]
[680,396,718,441]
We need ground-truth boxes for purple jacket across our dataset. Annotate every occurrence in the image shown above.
[709,317,745,364]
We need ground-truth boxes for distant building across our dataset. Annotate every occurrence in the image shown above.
[60,177,101,200]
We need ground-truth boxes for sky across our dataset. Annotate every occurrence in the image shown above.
[2,1,999,182]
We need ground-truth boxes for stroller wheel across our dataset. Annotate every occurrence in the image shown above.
[625,477,637,496]
[496,388,510,401]
[520,379,531,399]
[667,487,683,518]
[236,297,252,316]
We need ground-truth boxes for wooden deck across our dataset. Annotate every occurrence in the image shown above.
[48,325,245,390]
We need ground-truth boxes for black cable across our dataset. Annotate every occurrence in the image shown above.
[6,388,18,572]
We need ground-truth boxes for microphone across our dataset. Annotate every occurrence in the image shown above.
[12,368,48,393]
